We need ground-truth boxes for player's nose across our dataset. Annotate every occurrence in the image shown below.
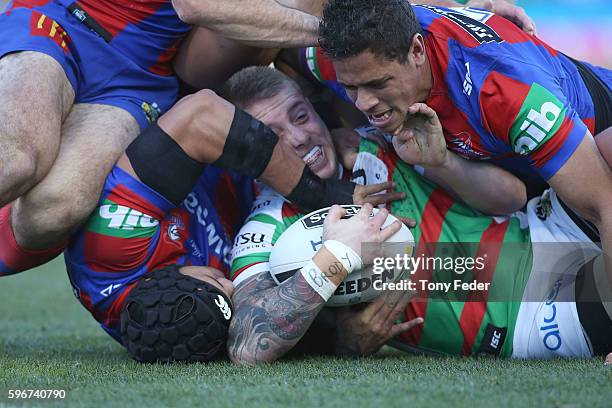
[355,88,379,112]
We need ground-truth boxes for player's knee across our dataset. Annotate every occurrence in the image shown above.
[15,186,98,245]
[0,148,40,196]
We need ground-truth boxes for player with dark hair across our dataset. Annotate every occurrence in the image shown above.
[297,0,612,288]
[222,66,611,364]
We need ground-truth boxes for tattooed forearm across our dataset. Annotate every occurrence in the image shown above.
[227,271,327,365]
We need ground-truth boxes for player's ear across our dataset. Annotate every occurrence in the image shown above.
[409,33,427,67]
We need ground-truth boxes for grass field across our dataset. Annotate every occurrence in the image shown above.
[1,257,610,408]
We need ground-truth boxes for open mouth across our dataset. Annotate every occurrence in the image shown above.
[302,145,324,169]
[367,109,393,128]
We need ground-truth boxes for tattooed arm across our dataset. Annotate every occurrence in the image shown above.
[227,204,402,365]
[227,270,328,365]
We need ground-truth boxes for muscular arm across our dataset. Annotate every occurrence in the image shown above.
[119,90,305,197]
[171,0,320,47]
[549,132,612,288]
[228,247,346,365]
[422,152,527,215]
[227,272,326,365]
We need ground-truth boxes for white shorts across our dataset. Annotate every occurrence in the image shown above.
[512,190,601,358]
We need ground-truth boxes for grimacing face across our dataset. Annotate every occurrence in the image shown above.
[332,36,432,135]
[247,85,339,179]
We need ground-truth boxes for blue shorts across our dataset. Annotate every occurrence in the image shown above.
[0,1,179,129]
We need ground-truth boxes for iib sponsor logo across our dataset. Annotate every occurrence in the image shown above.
[86,200,159,238]
[510,83,565,155]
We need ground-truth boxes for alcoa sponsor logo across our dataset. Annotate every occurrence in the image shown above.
[540,278,563,351]
[215,295,232,320]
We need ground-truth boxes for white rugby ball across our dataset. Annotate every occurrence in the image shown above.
[269,205,414,306]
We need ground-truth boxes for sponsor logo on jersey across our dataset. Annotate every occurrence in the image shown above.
[540,278,563,351]
[251,199,271,212]
[86,199,159,238]
[100,283,122,298]
[214,295,232,320]
[141,101,160,123]
[183,192,232,264]
[535,191,552,220]
[419,5,503,44]
[234,232,267,246]
[30,11,71,54]
[477,324,507,355]
[301,205,362,229]
[509,83,566,155]
[463,62,473,96]
[447,132,488,160]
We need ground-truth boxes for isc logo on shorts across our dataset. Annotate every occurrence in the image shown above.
[510,83,566,155]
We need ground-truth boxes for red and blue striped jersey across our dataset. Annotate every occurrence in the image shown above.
[301,5,611,181]
[57,0,190,75]
[64,165,254,341]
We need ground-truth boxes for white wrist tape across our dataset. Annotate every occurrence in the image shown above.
[323,240,363,274]
[299,260,337,301]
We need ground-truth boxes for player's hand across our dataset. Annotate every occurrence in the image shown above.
[323,204,402,264]
[331,128,361,170]
[467,0,537,36]
[334,289,423,355]
[331,128,390,170]
[392,103,447,167]
[353,181,405,207]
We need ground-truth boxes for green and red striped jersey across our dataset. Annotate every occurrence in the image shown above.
[231,138,536,357]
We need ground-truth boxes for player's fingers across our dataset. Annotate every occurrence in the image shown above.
[516,8,536,36]
[364,191,405,207]
[357,202,373,221]
[377,220,402,242]
[382,289,414,326]
[395,216,416,228]
[390,317,424,338]
[360,292,393,321]
[361,181,394,195]
[371,206,388,223]
[325,204,345,225]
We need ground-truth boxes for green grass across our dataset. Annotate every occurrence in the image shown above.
[1,258,611,408]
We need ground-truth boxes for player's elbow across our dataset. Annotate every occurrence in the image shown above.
[482,178,527,216]
[227,343,274,366]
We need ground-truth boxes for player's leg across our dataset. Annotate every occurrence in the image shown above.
[0,51,74,205]
[11,103,139,250]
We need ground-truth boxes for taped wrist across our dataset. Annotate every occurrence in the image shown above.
[286,167,356,211]
[212,108,278,178]
[126,123,205,206]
